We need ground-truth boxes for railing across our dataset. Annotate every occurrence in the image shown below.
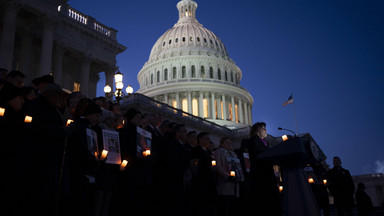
[57,4,117,40]
[120,93,245,134]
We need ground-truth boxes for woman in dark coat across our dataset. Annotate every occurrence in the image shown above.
[247,122,282,216]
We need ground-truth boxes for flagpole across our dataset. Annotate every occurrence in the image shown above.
[292,99,299,135]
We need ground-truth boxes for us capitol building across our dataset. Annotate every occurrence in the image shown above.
[136,0,254,130]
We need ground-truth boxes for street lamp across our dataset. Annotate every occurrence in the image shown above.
[107,71,133,103]
[104,84,112,101]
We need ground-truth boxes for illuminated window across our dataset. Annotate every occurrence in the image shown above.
[235,104,239,123]
[215,101,218,119]
[229,103,233,121]
[172,100,177,109]
[190,37,193,42]
[74,82,80,92]
[203,99,208,118]
[221,101,224,120]
[192,99,198,116]
[182,99,188,113]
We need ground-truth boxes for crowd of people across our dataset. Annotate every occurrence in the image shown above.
[0,69,375,216]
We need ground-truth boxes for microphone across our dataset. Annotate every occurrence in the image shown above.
[278,127,297,137]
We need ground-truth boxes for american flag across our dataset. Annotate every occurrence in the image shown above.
[282,94,294,106]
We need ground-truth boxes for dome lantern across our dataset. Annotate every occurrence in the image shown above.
[177,0,198,20]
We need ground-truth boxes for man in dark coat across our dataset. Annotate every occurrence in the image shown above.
[327,156,355,216]
[190,131,218,216]
[24,83,71,215]
[163,124,190,216]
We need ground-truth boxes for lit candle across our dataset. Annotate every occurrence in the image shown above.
[0,107,5,116]
[120,160,128,171]
[24,115,32,123]
[323,179,327,184]
[308,177,314,184]
[230,171,236,177]
[100,150,108,160]
[282,135,288,141]
[211,160,216,166]
[279,186,283,192]
[66,119,74,127]
[143,149,151,157]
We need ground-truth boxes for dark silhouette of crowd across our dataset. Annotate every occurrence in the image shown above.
[3,69,370,216]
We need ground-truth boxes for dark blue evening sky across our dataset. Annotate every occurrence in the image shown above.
[68,0,384,176]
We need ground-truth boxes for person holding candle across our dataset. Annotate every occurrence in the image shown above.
[247,122,282,216]
[190,131,218,216]
[213,136,244,216]
[22,82,73,215]
[112,108,154,216]
[67,98,104,215]
[0,82,31,215]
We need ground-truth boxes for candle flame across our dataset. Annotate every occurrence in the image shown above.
[0,107,5,116]
[24,115,32,123]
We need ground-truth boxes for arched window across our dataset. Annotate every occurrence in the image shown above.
[157,71,160,82]
[201,66,205,78]
[182,66,186,78]
[164,69,168,81]
[209,67,214,78]
[173,67,177,79]
[191,66,196,78]
[218,69,221,80]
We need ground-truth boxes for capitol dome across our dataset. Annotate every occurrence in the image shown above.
[137,0,254,129]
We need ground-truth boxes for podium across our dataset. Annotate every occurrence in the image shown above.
[258,134,325,216]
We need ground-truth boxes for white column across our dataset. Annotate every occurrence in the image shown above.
[211,92,215,119]
[231,96,236,122]
[105,69,115,89]
[198,92,203,117]
[164,93,168,105]
[244,102,249,125]
[248,105,253,125]
[0,3,19,70]
[52,44,64,86]
[222,94,227,121]
[176,92,180,109]
[19,32,33,84]
[187,91,192,113]
[38,18,55,76]
[238,99,243,123]
[80,56,91,96]
[216,98,222,119]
